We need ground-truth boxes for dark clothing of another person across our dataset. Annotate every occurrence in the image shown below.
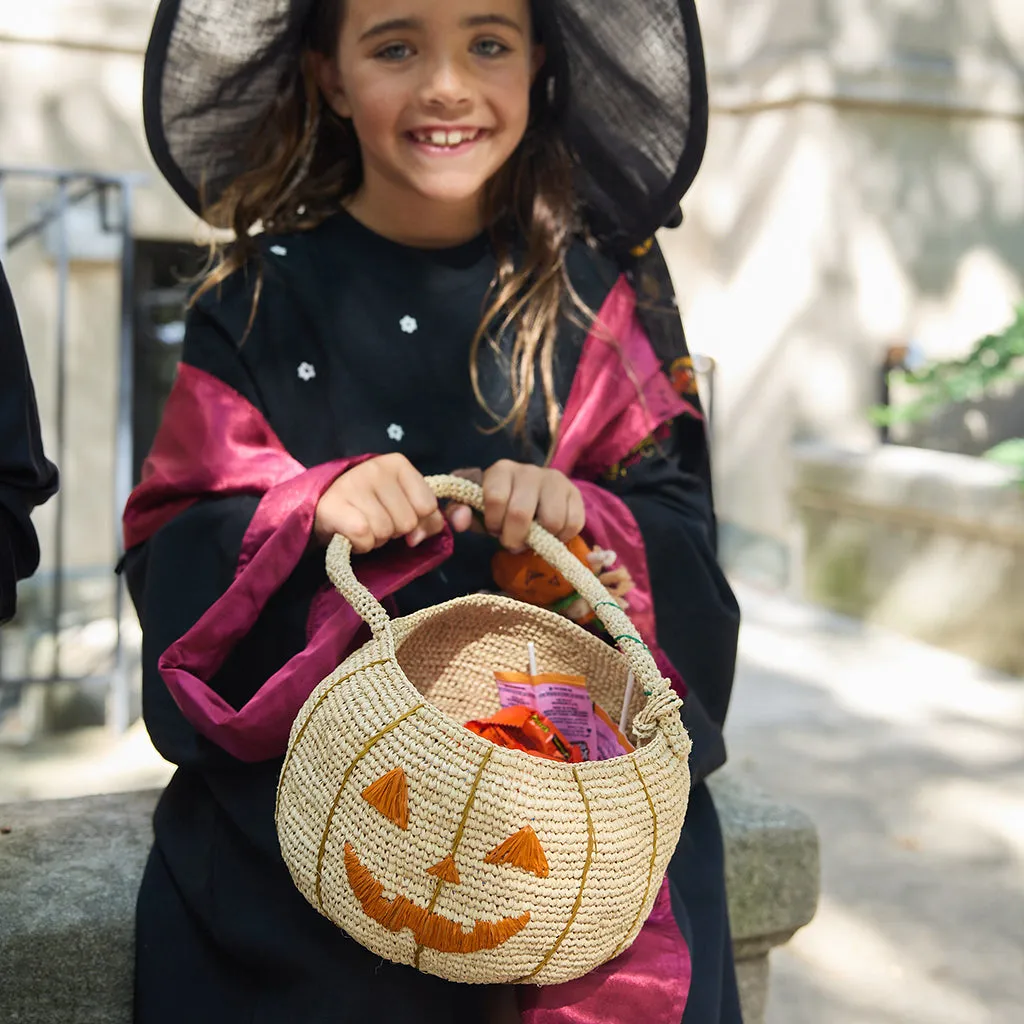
[0,260,58,624]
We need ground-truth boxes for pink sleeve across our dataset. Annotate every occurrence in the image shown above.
[157,459,453,762]
[577,481,687,698]
[550,277,691,699]
[552,275,691,483]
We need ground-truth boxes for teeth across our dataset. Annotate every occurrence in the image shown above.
[415,129,479,147]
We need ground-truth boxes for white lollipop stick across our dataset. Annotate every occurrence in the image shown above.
[619,670,636,734]
[528,641,538,678]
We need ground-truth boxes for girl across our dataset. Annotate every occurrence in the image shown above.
[126,0,741,1021]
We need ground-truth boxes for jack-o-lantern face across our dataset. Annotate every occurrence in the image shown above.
[345,766,549,954]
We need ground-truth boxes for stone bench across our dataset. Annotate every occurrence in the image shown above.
[0,777,818,1023]
[793,440,1024,675]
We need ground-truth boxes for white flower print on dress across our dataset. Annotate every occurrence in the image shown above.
[270,245,288,256]
[399,316,418,335]
[297,362,316,382]
[387,423,405,443]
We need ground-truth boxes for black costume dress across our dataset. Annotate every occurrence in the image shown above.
[0,260,59,625]
[125,212,741,1023]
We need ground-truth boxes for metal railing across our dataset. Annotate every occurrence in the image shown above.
[0,167,143,733]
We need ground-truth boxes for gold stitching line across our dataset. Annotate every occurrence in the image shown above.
[517,766,595,982]
[275,658,393,821]
[612,758,659,957]
[314,703,426,910]
[414,747,495,970]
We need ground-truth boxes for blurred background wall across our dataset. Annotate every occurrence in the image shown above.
[1,0,1021,726]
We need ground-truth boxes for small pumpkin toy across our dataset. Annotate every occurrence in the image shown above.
[492,539,635,625]
[276,477,691,986]
[491,536,592,608]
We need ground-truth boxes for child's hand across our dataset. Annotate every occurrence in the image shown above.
[448,461,585,553]
[314,454,444,553]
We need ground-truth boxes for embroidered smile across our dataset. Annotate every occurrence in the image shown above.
[344,843,530,953]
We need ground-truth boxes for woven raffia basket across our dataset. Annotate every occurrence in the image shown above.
[276,477,692,986]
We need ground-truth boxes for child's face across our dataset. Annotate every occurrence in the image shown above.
[317,0,544,211]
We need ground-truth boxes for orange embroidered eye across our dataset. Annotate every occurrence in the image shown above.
[362,767,409,830]
[484,826,549,878]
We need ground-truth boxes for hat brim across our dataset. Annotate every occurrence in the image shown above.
[143,0,708,249]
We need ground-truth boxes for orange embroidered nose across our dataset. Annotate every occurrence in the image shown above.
[427,855,461,885]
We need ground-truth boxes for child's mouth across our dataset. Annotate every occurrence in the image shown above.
[406,128,487,154]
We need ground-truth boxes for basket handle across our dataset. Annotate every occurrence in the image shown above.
[324,475,684,741]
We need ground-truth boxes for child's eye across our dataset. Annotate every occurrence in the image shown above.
[472,38,511,58]
[375,42,413,62]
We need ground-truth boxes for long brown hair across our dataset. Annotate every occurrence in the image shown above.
[195,0,586,444]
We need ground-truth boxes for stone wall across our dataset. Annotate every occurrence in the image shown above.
[793,441,1024,674]
[666,0,1024,583]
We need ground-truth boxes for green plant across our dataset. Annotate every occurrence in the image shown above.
[984,438,1024,475]
[871,305,1024,482]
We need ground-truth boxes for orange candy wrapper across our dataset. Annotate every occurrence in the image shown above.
[465,706,583,763]
[491,670,634,762]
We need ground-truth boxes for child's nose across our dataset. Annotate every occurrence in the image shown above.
[420,59,472,108]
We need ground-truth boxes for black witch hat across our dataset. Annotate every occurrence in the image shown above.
[143,0,708,249]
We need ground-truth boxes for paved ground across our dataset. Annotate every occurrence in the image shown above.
[727,584,1024,1024]
[2,583,1022,1022]
[0,714,172,804]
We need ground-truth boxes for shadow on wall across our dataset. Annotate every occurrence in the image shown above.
[665,0,1024,575]
[0,19,196,721]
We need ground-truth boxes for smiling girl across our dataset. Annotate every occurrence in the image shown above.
[126,1,741,1022]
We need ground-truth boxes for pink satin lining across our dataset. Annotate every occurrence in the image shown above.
[519,881,691,1024]
[123,364,303,551]
[554,276,691,482]
[157,460,453,763]
[574,482,686,699]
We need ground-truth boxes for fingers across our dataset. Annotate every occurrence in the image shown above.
[376,465,443,547]
[480,462,586,552]
[446,469,485,535]
[446,504,476,534]
[533,472,585,543]
[484,461,542,553]
[406,509,445,548]
[314,454,442,551]
[536,483,569,542]
[396,460,444,546]
[374,476,422,538]
[317,501,379,554]
[316,457,587,558]
[482,460,516,539]
[563,486,586,541]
